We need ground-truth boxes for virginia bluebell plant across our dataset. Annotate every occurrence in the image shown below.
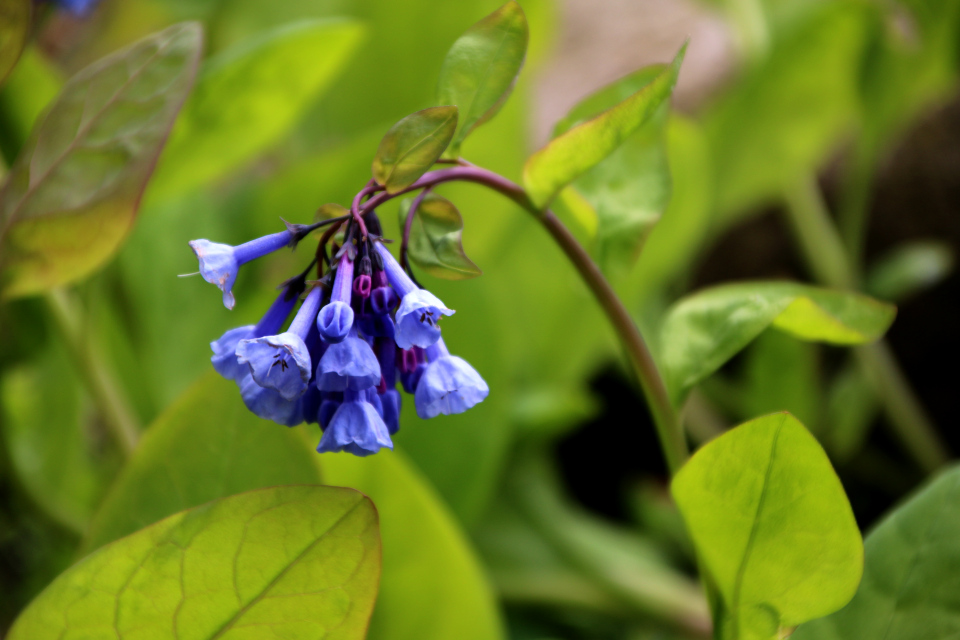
[189,207,488,456]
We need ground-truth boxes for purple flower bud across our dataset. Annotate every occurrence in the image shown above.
[353,274,372,298]
[317,252,355,342]
[189,231,291,309]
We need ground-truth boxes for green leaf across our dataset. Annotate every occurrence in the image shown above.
[792,465,960,640]
[0,0,29,86]
[83,372,322,552]
[321,449,506,640]
[553,65,672,274]
[823,363,878,462]
[10,485,380,640]
[659,281,896,402]
[522,45,685,209]
[372,106,458,193]
[865,241,953,302]
[401,192,481,280]
[0,338,117,533]
[150,18,363,197]
[84,371,505,640]
[742,329,821,432]
[0,23,202,298]
[437,0,528,157]
[672,412,863,639]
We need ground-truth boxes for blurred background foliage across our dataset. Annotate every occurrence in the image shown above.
[0,0,959,638]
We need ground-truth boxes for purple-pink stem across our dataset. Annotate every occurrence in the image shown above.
[350,180,381,239]
[360,164,688,473]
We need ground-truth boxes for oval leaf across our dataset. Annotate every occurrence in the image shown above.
[522,44,685,209]
[0,0,30,86]
[0,22,203,298]
[9,485,380,640]
[792,465,960,640]
[402,192,481,280]
[150,19,363,198]
[672,412,863,638]
[659,281,896,402]
[865,240,954,302]
[437,1,528,158]
[84,371,505,640]
[372,106,458,194]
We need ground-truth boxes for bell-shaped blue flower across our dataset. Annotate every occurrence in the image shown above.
[374,243,454,348]
[189,231,291,309]
[315,328,381,391]
[415,339,489,419]
[237,287,322,400]
[380,389,401,434]
[317,390,393,456]
[317,252,355,343]
[318,395,342,428]
[210,291,299,381]
[238,373,303,426]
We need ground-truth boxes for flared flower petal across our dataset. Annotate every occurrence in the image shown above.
[210,325,255,381]
[415,349,489,419]
[395,289,455,349]
[189,240,239,309]
[317,392,393,456]
[238,374,303,426]
[316,333,381,391]
[236,332,312,400]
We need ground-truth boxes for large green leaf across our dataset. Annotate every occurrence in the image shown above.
[792,465,960,640]
[372,106,458,193]
[82,372,322,552]
[672,413,863,639]
[659,281,896,402]
[437,1,528,157]
[522,45,684,209]
[0,0,29,86]
[149,18,363,197]
[322,448,505,640]
[10,485,380,640]
[401,192,481,279]
[84,371,505,640]
[0,23,202,298]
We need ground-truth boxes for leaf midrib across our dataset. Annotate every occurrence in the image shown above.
[730,413,787,637]
[207,498,365,639]
[387,111,456,187]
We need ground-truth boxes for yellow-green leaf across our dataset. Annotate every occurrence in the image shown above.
[672,413,863,639]
[437,1,528,157]
[522,44,685,209]
[401,192,481,280]
[0,23,202,297]
[0,0,30,86]
[372,106,458,193]
[9,486,380,640]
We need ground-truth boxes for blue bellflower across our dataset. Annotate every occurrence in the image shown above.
[210,291,298,381]
[189,231,291,309]
[415,338,489,419]
[238,374,303,426]
[375,243,454,349]
[236,287,322,400]
[316,389,393,456]
[316,328,381,391]
[317,252,355,343]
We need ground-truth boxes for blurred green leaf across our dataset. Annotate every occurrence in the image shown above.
[82,372,321,551]
[672,412,863,638]
[522,45,684,209]
[554,66,671,274]
[705,3,868,221]
[322,448,506,640]
[792,465,960,640]
[0,339,116,533]
[0,47,62,162]
[0,23,202,298]
[742,329,821,431]
[437,0,528,158]
[150,18,363,198]
[660,281,896,402]
[401,192,481,280]
[10,485,380,640]
[372,106,458,193]
[0,0,29,86]
[824,362,877,462]
[865,241,953,302]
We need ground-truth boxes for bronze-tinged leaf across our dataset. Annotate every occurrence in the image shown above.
[401,193,481,280]
[0,22,203,297]
[372,106,457,193]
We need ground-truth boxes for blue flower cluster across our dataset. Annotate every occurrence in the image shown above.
[189,216,488,456]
